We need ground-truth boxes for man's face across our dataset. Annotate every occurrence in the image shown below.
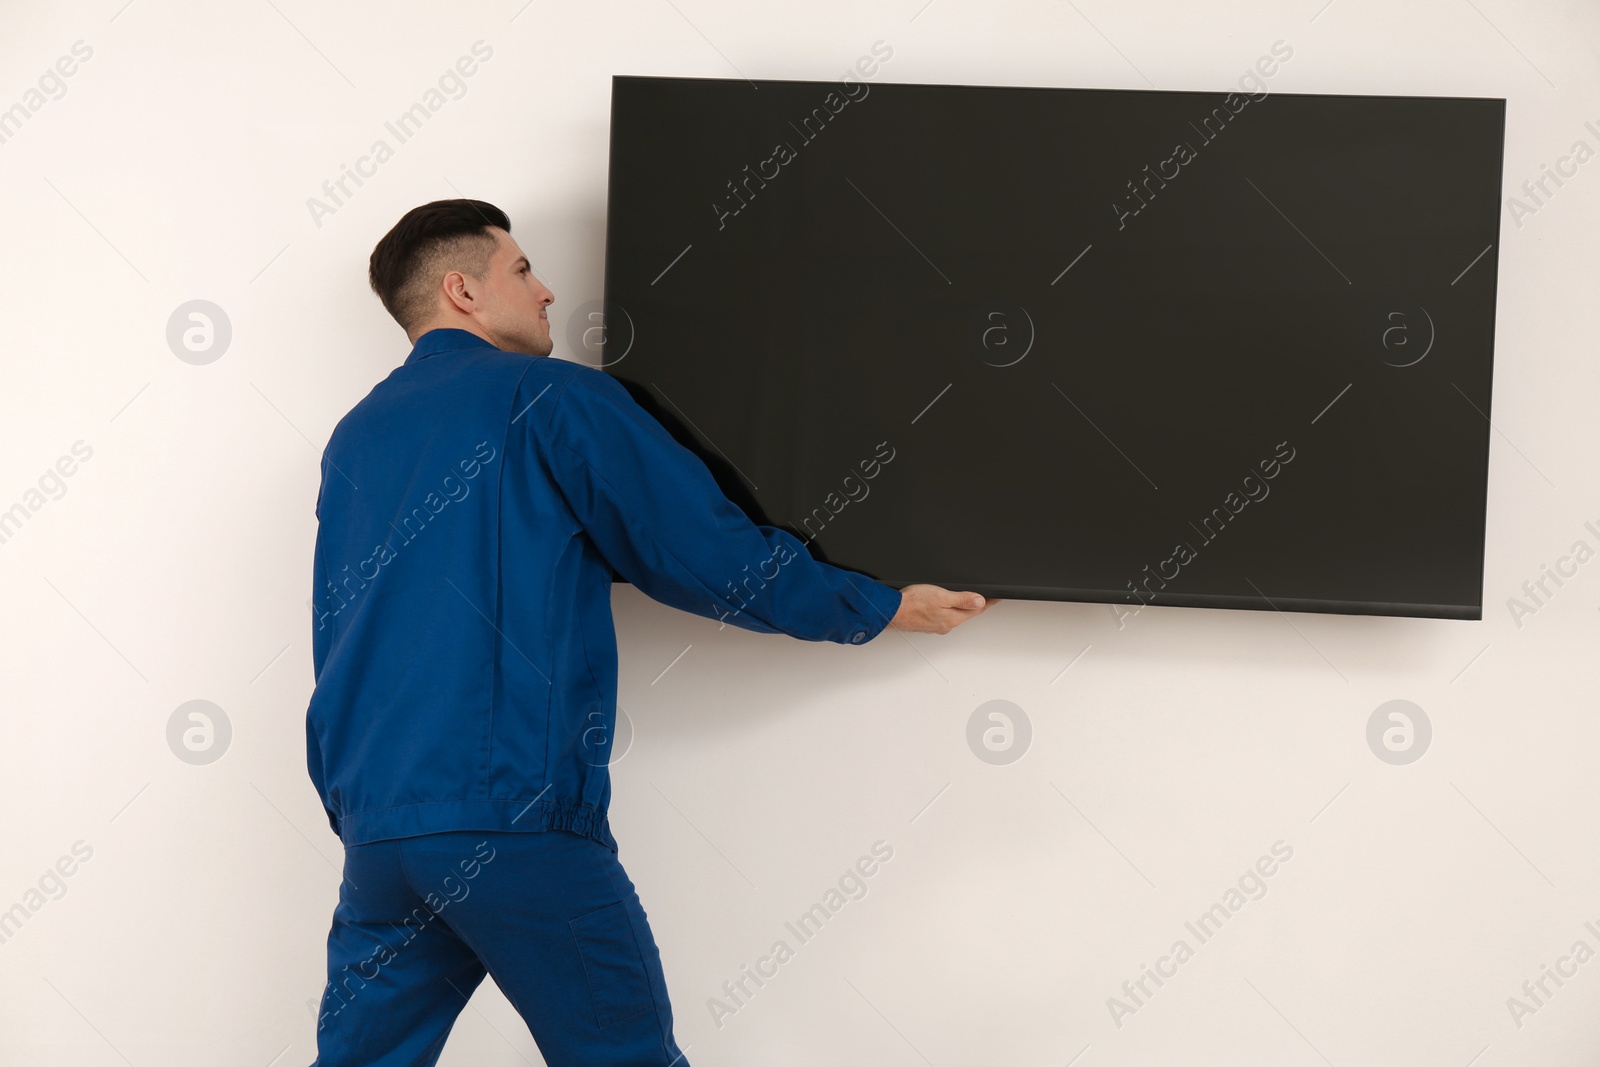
[460,227,554,357]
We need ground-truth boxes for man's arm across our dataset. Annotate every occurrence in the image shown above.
[538,366,903,643]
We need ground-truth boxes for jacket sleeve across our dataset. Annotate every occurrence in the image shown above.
[539,366,903,644]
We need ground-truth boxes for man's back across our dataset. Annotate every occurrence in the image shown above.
[305,327,904,850]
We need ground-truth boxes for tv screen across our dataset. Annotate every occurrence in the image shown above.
[599,74,1505,621]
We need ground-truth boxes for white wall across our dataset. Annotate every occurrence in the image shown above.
[3,1,1598,1064]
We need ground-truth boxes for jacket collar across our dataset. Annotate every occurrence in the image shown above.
[405,328,500,365]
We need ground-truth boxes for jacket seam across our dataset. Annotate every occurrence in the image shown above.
[520,361,586,786]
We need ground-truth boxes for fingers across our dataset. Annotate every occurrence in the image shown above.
[899,586,1001,634]
[956,591,1004,613]
[937,591,997,632]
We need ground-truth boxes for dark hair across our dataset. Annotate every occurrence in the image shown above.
[368,199,511,333]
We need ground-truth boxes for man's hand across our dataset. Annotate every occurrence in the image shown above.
[888,584,1000,635]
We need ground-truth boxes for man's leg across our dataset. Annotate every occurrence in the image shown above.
[311,837,489,1066]
[396,829,691,1067]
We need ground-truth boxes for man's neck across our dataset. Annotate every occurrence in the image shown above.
[408,321,491,346]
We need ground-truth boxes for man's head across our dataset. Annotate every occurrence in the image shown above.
[368,199,554,356]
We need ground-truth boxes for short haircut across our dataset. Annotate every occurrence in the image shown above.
[368,199,511,333]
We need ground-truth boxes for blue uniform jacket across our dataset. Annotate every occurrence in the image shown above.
[306,328,903,850]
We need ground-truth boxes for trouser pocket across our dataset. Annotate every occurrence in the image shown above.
[568,899,657,1030]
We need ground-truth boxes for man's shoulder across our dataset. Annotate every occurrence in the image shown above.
[518,357,636,416]
[528,355,618,387]
[326,353,625,460]
[519,353,593,390]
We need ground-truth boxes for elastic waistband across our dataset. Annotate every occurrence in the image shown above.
[335,799,617,853]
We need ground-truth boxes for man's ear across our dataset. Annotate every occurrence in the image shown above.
[441,270,478,315]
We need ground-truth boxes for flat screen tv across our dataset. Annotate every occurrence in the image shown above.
[598,73,1506,621]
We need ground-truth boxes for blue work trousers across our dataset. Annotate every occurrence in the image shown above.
[310,829,690,1066]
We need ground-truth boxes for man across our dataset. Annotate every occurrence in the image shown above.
[305,199,997,1066]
